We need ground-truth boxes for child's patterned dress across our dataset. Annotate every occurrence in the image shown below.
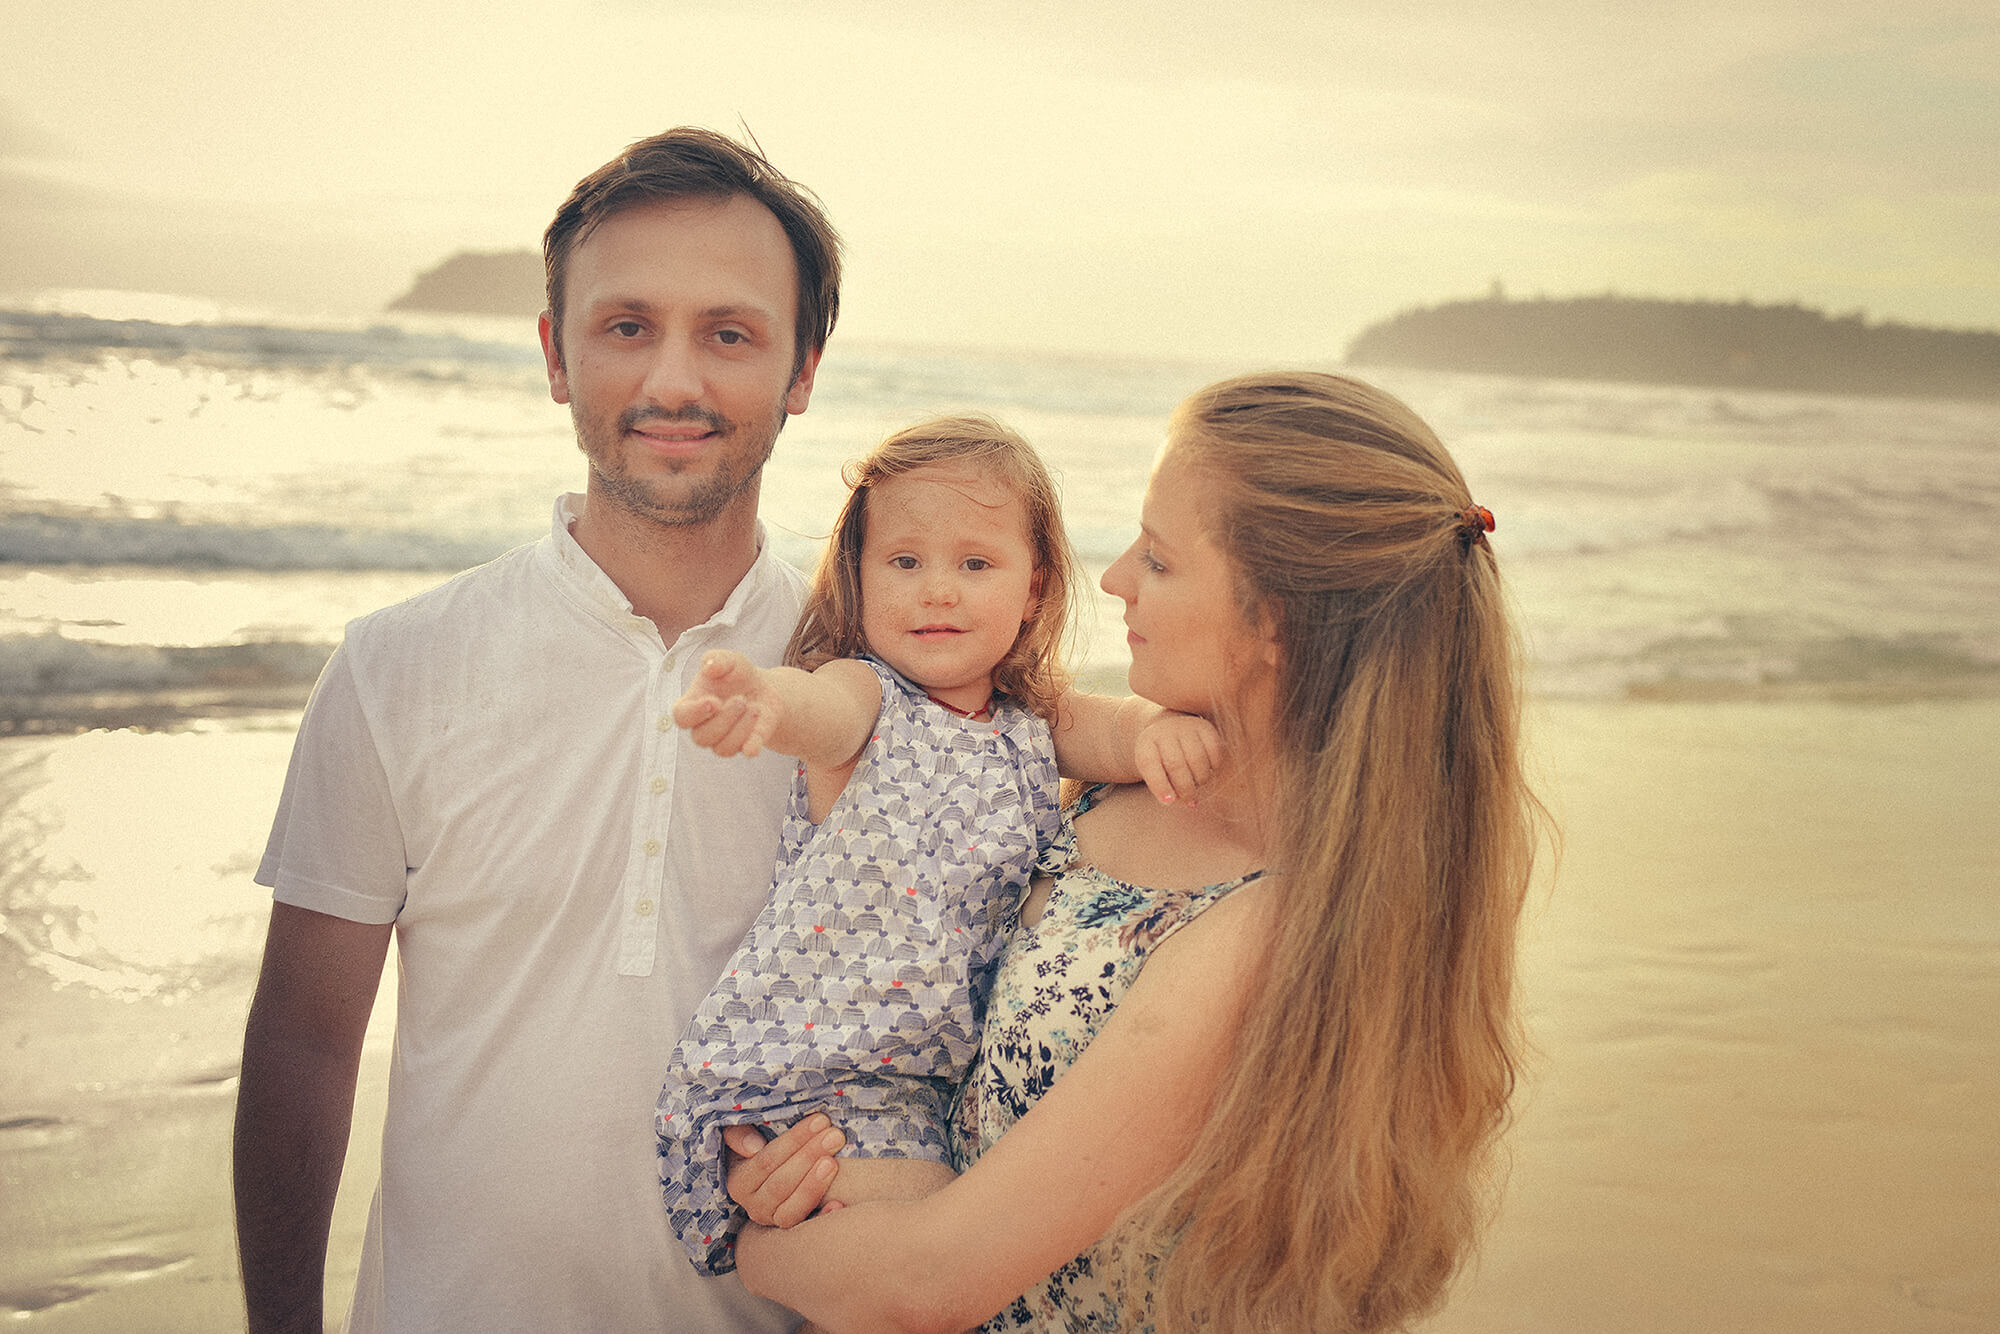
[656,656,1061,1274]
[952,783,1262,1331]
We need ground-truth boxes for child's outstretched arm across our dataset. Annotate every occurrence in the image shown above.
[1051,691,1222,804]
[673,650,883,770]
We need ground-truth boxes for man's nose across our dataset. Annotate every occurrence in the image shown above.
[641,338,702,408]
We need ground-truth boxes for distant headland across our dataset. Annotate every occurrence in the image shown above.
[1344,291,2000,401]
[387,257,2000,402]
[387,250,544,317]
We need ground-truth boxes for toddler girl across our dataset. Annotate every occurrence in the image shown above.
[655,415,1215,1275]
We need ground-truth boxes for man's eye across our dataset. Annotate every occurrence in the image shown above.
[1140,548,1165,573]
[716,329,746,345]
[611,321,644,337]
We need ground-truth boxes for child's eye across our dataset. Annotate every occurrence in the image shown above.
[962,557,991,572]
[890,555,919,570]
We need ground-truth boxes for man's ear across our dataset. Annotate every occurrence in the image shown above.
[784,345,821,416]
[538,311,570,406]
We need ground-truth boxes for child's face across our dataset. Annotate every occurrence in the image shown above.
[858,462,1041,713]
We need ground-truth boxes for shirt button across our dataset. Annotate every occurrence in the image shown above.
[650,776,668,794]
[635,899,655,917]
[643,839,662,856]
[657,715,673,732]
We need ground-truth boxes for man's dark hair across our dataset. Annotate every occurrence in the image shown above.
[543,127,842,376]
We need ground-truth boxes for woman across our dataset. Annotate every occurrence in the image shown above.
[722,370,1542,1334]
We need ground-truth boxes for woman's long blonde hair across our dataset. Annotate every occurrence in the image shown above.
[1124,371,1542,1332]
[785,414,1079,721]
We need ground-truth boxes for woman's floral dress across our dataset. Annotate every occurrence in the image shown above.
[952,784,1262,1331]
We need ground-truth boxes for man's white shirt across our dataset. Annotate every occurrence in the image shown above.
[259,495,807,1332]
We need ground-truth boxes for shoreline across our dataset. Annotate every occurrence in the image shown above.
[0,689,314,738]
[8,669,2000,740]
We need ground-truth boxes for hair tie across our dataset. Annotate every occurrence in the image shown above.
[1458,504,1495,549]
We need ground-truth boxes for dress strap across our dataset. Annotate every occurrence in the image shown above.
[1069,781,1112,816]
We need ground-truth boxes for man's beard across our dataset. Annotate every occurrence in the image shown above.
[576,396,787,529]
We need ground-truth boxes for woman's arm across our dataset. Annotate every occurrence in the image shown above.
[733,879,1271,1334]
[1051,690,1222,803]
[673,650,882,769]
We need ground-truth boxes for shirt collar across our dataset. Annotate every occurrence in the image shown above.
[540,492,786,645]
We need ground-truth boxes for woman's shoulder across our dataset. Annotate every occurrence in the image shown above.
[1069,781,1265,894]
[1138,859,1271,960]
[1122,871,1273,1008]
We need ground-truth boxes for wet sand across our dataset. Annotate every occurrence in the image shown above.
[0,717,390,1334]
[1433,696,2000,1332]
[1,696,1995,1331]
[0,926,392,1333]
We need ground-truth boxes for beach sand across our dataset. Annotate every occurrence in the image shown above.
[1,695,1995,1331]
[1431,696,2000,1332]
[0,715,390,1334]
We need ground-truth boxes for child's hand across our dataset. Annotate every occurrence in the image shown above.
[723,1117,846,1228]
[673,650,786,757]
[1135,711,1223,805]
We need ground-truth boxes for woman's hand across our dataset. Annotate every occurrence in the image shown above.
[724,1115,848,1228]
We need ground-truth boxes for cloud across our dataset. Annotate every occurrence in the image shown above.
[0,2,1991,350]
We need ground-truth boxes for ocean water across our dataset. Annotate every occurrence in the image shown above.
[7,305,2000,720]
[3,303,1998,997]
[3,300,1996,1004]
[2,300,1997,1330]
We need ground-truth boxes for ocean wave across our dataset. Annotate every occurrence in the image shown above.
[0,632,332,700]
[0,511,512,571]
[1535,622,2000,700]
[3,617,1993,719]
[1,307,542,369]
[831,348,1214,420]
[1475,475,1779,558]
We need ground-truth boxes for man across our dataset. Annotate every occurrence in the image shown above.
[233,128,841,1333]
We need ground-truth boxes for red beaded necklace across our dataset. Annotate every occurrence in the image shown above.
[926,691,994,721]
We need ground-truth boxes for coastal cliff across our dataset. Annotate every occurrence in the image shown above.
[387,250,544,316]
[1345,293,2000,401]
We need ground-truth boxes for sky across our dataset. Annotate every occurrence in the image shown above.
[2,0,1996,362]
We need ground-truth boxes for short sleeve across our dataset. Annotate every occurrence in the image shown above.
[256,642,409,924]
